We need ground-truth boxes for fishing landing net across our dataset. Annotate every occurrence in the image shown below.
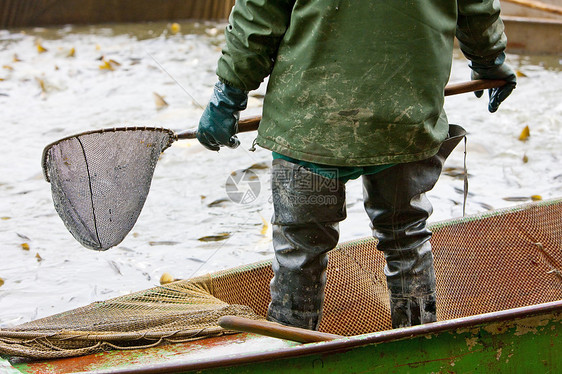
[41,119,260,251]
[41,127,177,250]
[1,199,561,360]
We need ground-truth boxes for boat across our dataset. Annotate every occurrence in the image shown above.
[1,198,561,373]
[1,0,560,55]
[501,0,562,54]
[0,0,236,28]
[502,16,562,54]
[3,301,561,373]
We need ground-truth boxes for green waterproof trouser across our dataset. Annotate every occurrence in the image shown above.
[272,152,394,183]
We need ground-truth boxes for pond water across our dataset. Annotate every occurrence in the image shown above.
[0,21,560,327]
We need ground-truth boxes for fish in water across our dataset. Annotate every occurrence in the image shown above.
[198,233,231,242]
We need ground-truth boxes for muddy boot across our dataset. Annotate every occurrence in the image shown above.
[267,159,346,330]
[363,125,466,328]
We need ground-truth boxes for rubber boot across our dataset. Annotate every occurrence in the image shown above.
[267,159,346,330]
[363,125,466,328]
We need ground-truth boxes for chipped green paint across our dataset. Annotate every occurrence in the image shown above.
[513,315,552,336]
[483,312,562,337]
[465,336,480,351]
[7,302,561,374]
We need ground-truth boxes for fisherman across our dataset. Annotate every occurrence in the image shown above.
[197,0,516,330]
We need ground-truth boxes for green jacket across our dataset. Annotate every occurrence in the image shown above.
[217,0,506,166]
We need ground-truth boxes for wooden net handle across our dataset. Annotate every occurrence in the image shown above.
[218,316,342,343]
[502,0,562,15]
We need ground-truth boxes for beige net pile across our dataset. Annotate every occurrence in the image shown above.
[1,199,561,359]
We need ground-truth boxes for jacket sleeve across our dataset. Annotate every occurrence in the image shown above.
[216,0,295,92]
[456,0,507,65]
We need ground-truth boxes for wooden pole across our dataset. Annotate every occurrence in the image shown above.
[443,79,506,96]
[218,316,342,343]
[502,0,562,15]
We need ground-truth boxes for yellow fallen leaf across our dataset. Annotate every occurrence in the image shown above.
[12,54,21,62]
[531,195,542,201]
[36,78,47,93]
[160,272,175,285]
[99,58,120,70]
[260,215,269,236]
[169,22,181,34]
[172,141,192,148]
[1,217,10,220]
[153,92,169,110]
[21,243,30,251]
[35,253,43,262]
[0,278,4,287]
[37,43,48,53]
[516,70,527,78]
[522,154,529,163]
[3,65,13,71]
[95,44,101,51]
[67,47,75,57]
[518,125,530,141]
[99,59,113,70]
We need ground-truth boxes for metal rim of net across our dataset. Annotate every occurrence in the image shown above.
[42,126,178,183]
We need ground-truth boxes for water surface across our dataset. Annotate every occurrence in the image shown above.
[0,22,560,326]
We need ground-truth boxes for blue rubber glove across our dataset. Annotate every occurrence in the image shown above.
[469,52,516,113]
[197,81,248,151]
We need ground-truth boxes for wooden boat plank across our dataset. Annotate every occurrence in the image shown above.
[1,0,561,55]
[502,0,562,19]
[503,15,562,54]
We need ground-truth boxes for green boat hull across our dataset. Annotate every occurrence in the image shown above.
[3,300,561,373]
